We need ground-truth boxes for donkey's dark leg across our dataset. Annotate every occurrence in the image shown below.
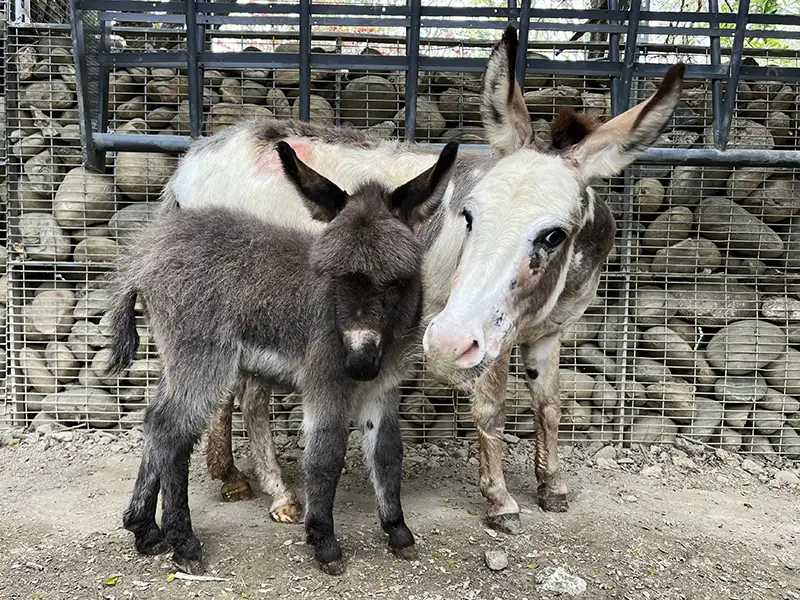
[124,381,170,556]
[522,336,568,513]
[240,376,302,523]
[302,398,349,576]
[471,350,521,534]
[359,389,416,559]
[206,389,254,502]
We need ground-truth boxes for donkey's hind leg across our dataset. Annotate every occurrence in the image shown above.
[359,388,416,560]
[240,376,302,523]
[206,388,254,502]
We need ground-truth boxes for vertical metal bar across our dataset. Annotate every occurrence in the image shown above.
[719,0,749,149]
[619,0,642,112]
[515,0,531,94]
[405,0,421,140]
[299,0,312,121]
[185,0,202,138]
[70,0,105,171]
[608,0,622,116]
[97,11,110,143]
[709,0,724,148]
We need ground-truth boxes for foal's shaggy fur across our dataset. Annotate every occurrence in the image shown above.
[107,142,459,575]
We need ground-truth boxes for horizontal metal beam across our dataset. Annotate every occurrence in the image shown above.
[94,133,800,168]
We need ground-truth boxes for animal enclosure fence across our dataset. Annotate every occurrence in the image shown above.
[3,0,800,459]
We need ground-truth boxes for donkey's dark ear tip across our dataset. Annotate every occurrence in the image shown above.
[439,141,459,167]
[502,25,518,43]
[665,62,687,85]
[274,140,294,157]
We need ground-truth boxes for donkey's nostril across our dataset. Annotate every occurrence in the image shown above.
[455,340,483,368]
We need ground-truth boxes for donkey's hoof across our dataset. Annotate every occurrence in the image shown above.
[269,498,303,523]
[487,512,523,535]
[318,558,347,576]
[392,544,418,561]
[172,553,204,575]
[538,490,568,513]
[221,477,254,503]
[134,527,170,556]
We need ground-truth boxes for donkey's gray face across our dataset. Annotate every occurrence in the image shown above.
[275,140,460,381]
[423,27,686,387]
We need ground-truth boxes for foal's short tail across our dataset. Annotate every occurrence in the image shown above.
[105,287,140,376]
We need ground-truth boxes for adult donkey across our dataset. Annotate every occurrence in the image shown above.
[162,26,685,532]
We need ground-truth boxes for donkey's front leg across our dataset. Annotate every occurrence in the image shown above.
[359,389,416,560]
[472,350,521,534]
[302,399,350,575]
[205,390,254,502]
[521,335,568,512]
[240,376,303,523]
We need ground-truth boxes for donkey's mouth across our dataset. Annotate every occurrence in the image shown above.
[426,355,495,393]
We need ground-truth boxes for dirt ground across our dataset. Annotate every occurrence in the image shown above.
[0,428,798,600]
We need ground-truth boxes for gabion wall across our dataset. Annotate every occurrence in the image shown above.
[3,6,800,459]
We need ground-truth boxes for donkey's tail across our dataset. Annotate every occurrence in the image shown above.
[105,286,140,375]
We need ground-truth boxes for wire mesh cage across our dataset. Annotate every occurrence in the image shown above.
[3,1,800,459]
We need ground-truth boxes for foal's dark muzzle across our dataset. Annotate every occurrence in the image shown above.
[345,342,383,381]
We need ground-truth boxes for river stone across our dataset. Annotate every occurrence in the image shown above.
[705,319,785,375]
[116,95,145,121]
[742,434,776,456]
[728,119,775,150]
[25,148,66,196]
[771,426,800,459]
[591,378,619,409]
[759,388,800,414]
[635,178,665,215]
[74,289,110,320]
[44,341,79,383]
[13,45,38,81]
[682,397,723,442]
[771,85,796,112]
[651,238,721,275]
[265,88,292,118]
[719,428,743,452]
[108,203,160,243]
[145,76,187,104]
[74,237,118,263]
[631,357,674,386]
[27,289,77,339]
[641,207,693,251]
[715,374,768,405]
[54,167,117,228]
[368,121,396,140]
[669,279,757,326]
[438,87,481,124]
[523,86,581,117]
[394,98,446,139]
[763,349,800,396]
[127,358,162,385]
[735,178,800,224]
[11,133,47,159]
[91,348,120,386]
[595,306,637,355]
[767,111,792,141]
[19,213,71,260]
[633,287,676,326]
[400,393,436,425]
[564,400,592,431]
[146,106,178,129]
[19,347,59,394]
[668,166,728,207]
[21,80,74,110]
[728,167,777,202]
[206,103,274,135]
[341,76,398,127]
[753,409,783,436]
[640,326,697,371]
[67,320,105,362]
[761,296,800,323]
[581,91,609,117]
[561,312,601,346]
[665,318,698,348]
[241,80,268,104]
[575,343,618,381]
[291,95,334,127]
[629,415,678,444]
[43,387,119,428]
[646,381,697,423]
[115,152,175,200]
[695,196,784,258]
[559,369,595,401]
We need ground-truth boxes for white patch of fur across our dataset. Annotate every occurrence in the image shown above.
[572,250,584,268]
[521,334,559,372]
[343,330,380,351]
[240,345,302,388]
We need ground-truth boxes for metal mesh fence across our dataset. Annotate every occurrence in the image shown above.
[3,3,800,459]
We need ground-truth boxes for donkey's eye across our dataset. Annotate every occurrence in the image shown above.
[462,209,473,232]
[538,228,568,250]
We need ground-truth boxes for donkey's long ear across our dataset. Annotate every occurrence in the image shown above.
[390,141,459,229]
[275,141,348,222]
[564,63,686,183]
[480,26,533,155]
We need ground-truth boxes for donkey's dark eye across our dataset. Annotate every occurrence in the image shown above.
[538,228,568,250]
[462,209,473,232]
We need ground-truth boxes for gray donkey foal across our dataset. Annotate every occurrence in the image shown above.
[106,140,460,575]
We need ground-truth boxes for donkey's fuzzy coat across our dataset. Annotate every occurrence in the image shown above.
[163,26,685,534]
[108,142,459,575]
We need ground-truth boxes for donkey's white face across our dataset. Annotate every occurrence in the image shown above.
[423,26,685,386]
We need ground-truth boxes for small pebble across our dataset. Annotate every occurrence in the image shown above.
[484,549,508,571]
[741,458,764,475]
[774,470,800,486]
